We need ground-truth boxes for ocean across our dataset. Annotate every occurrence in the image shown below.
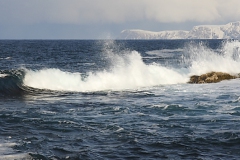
[1,39,240,159]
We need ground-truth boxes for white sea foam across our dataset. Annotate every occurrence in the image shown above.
[24,51,187,92]
[0,154,29,160]
[0,142,16,154]
[0,74,8,78]
[0,142,29,160]
[0,57,11,60]
[23,40,240,92]
[185,40,240,75]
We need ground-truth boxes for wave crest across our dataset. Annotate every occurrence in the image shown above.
[3,40,240,93]
[183,40,240,75]
[0,70,26,95]
[23,51,187,92]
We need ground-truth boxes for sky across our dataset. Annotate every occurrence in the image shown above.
[0,0,240,39]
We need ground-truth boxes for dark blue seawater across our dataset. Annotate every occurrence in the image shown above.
[1,40,240,159]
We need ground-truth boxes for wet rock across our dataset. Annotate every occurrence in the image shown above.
[189,72,238,84]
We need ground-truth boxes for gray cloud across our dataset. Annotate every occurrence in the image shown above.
[1,0,240,24]
[0,0,240,39]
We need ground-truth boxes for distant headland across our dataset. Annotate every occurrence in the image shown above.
[119,21,240,40]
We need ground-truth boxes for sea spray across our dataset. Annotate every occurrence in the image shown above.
[23,40,240,92]
[182,40,240,76]
[23,50,188,92]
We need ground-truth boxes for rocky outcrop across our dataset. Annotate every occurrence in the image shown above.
[189,72,238,84]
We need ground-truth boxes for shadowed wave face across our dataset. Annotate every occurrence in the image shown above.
[0,69,58,97]
[0,70,31,96]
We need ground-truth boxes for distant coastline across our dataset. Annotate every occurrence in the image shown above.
[119,21,240,40]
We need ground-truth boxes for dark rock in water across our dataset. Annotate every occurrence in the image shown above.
[189,72,238,84]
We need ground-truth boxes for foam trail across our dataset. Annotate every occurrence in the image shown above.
[24,51,188,92]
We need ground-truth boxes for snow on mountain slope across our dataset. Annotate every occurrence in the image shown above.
[119,21,240,39]
[120,29,189,39]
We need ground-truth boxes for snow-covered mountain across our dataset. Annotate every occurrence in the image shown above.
[119,21,240,39]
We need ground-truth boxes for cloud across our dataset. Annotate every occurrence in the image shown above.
[0,0,240,26]
[143,0,219,22]
[1,0,240,39]
[142,0,240,23]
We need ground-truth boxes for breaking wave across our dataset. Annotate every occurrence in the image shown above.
[184,40,240,75]
[23,51,187,92]
[0,70,26,96]
[1,40,240,94]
